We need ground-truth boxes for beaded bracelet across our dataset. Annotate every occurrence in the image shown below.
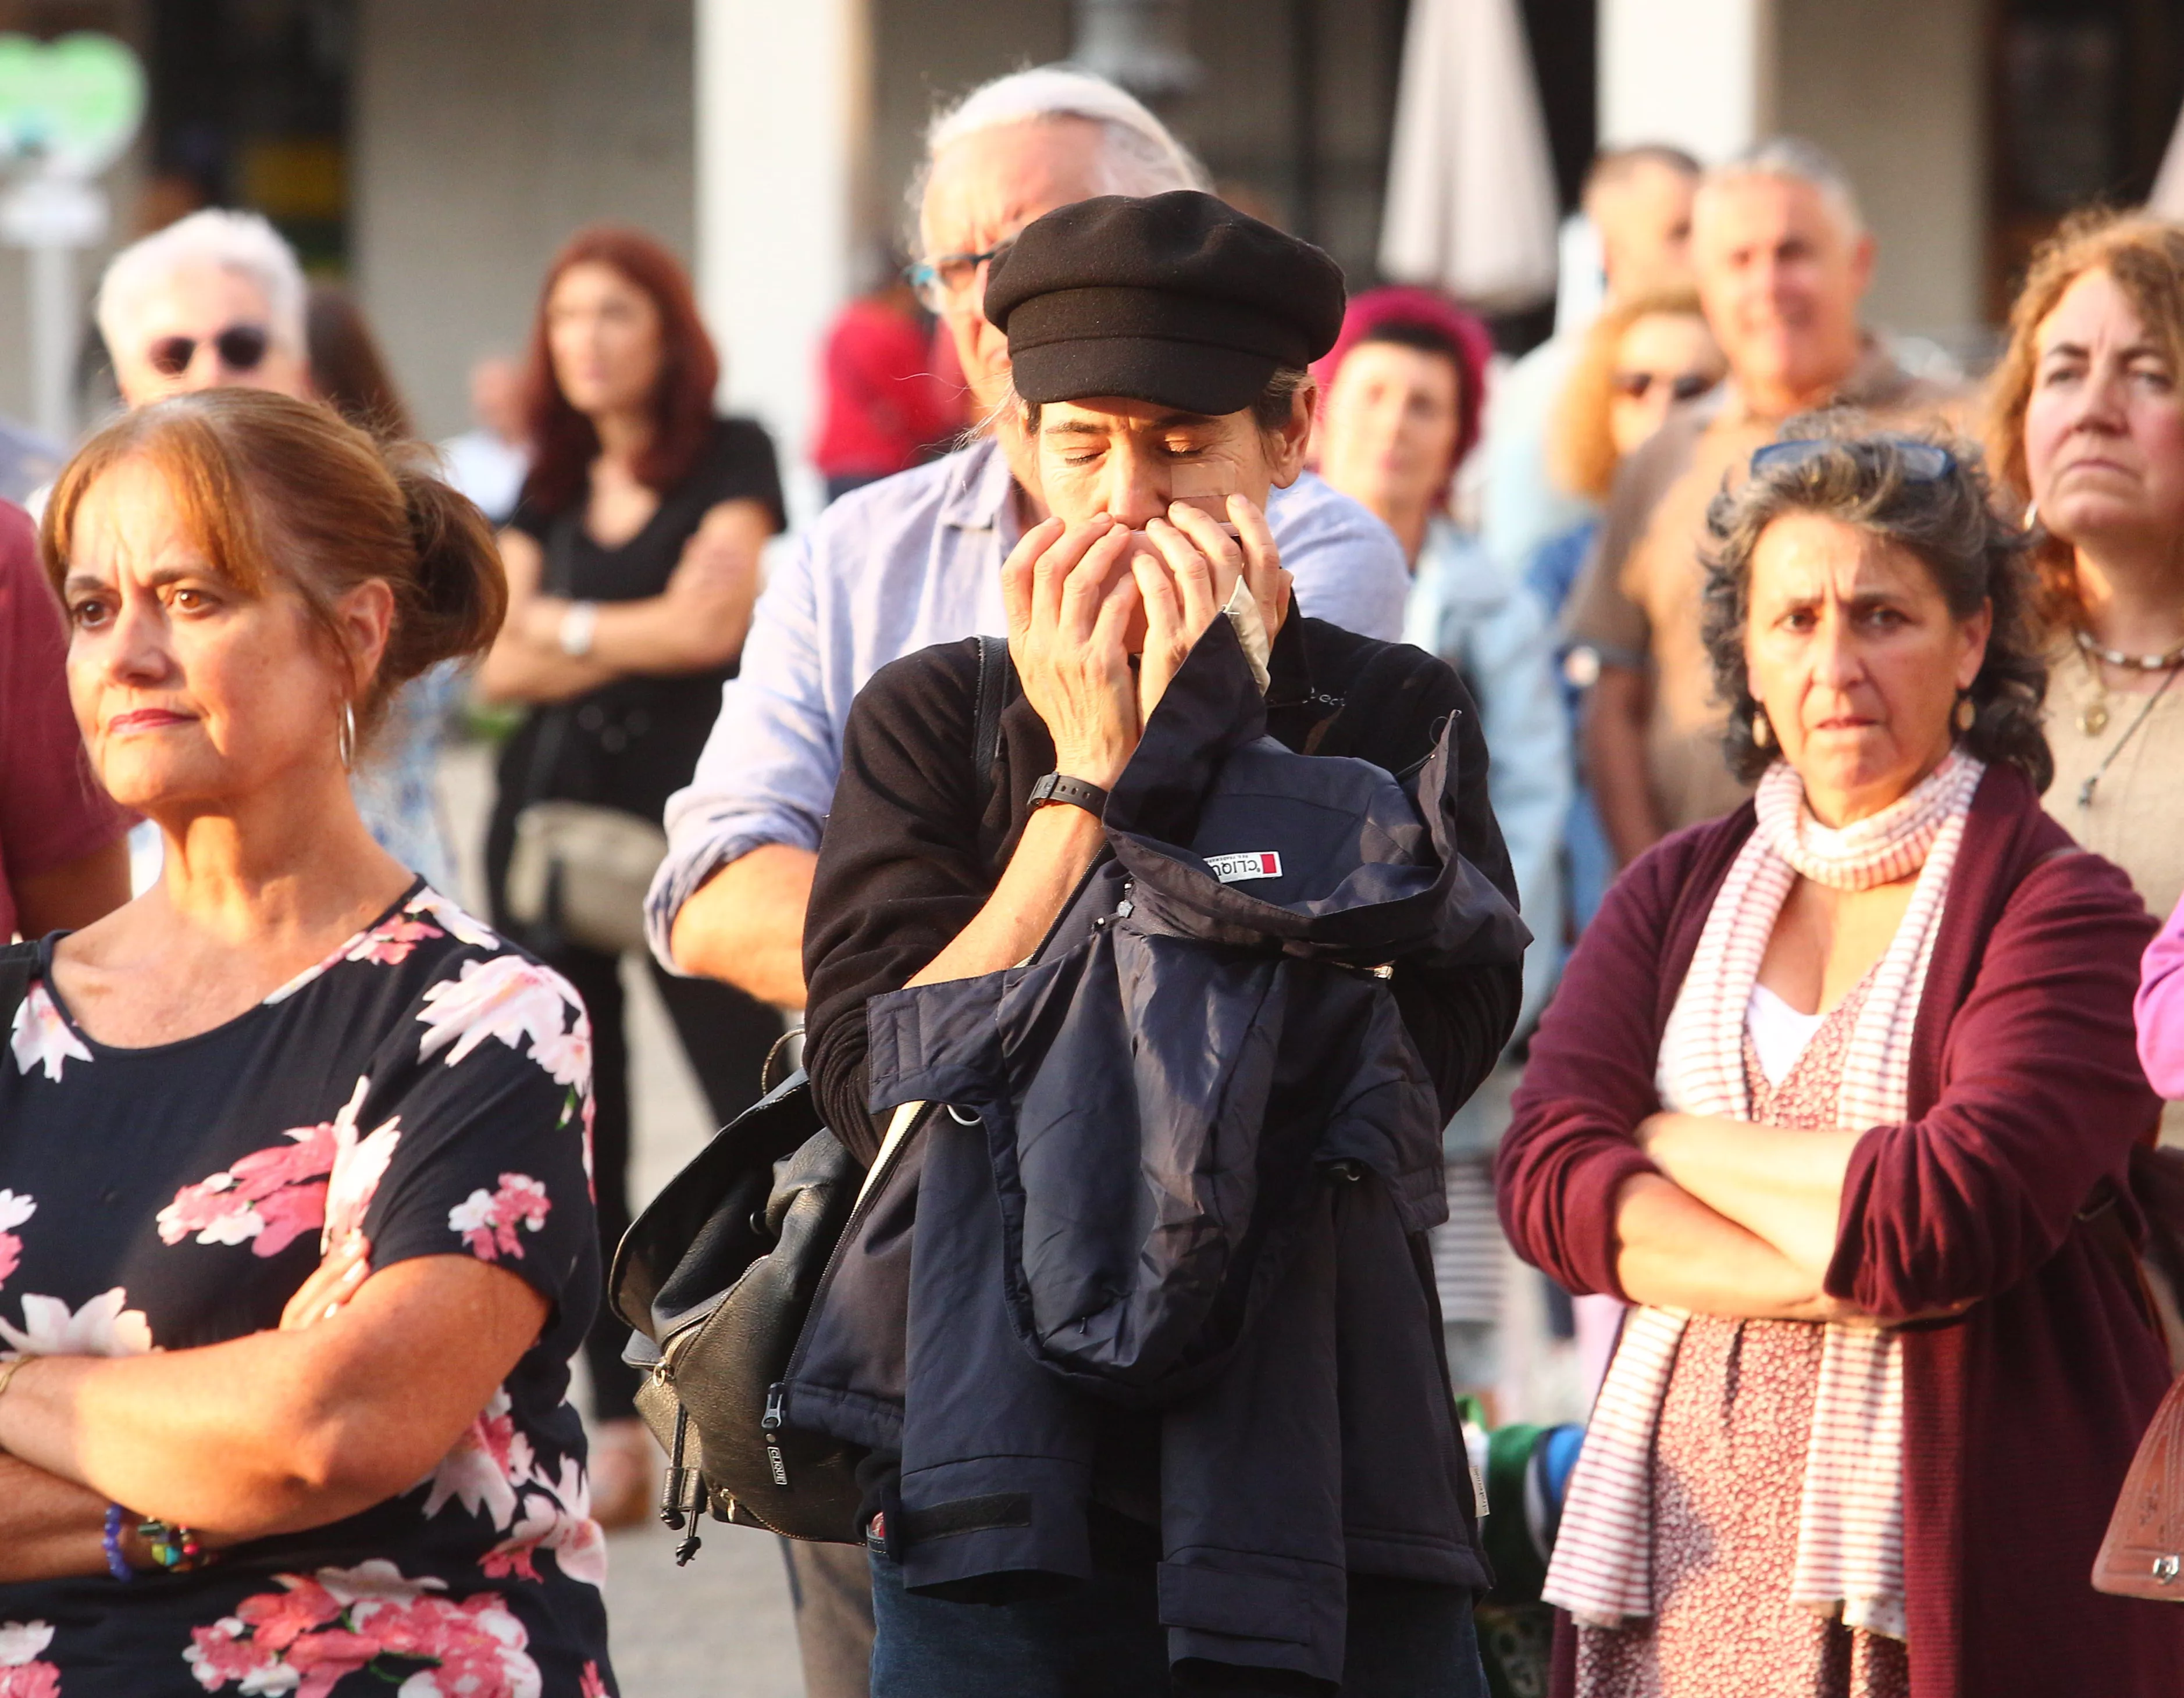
[101,1503,133,1582]
[138,1518,211,1573]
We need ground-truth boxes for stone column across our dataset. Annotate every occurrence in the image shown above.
[1597,0,1775,162]
[693,0,872,522]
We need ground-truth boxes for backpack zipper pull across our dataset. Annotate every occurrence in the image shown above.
[763,1383,791,1487]
[660,1399,693,1531]
[673,1467,706,1565]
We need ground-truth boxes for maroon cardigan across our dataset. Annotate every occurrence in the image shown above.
[1499,762,2184,1697]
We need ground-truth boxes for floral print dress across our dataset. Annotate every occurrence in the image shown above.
[1576,977,1909,1698]
[0,882,614,1697]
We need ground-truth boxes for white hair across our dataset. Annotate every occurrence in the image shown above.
[95,208,308,356]
[913,65,1209,251]
[1698,136,1866,238]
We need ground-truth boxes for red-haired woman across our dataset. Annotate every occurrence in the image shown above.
[479,226,785,1524]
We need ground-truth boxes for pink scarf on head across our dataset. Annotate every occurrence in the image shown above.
[1544,751,1983,1643]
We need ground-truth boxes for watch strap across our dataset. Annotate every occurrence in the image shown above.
[1027,772,1109,818]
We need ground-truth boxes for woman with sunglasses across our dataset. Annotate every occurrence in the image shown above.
[1529,290,1726,950]
[1538,288,1725,617]
[1498,420,2183,1696]
[477,226,789,1526]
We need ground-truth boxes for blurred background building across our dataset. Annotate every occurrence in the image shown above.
[0,0,2177,511]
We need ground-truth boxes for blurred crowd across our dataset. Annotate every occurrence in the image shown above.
[6,51,2184,1698]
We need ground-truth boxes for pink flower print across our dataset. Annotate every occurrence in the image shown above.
[417,1389,534,1531]
[159,1077,401,1261]
[0,1664,59,1698]
[416,957,586,1083]
[407,888,500,950]
[0,1288,152,1357]
[190,1564,541,1698]
[0,1622,59,1698]
[343,914,444,967]
[448,1174,551,1263]
[9,984,89,1082]
[0,1192,33,1290]
[158,1125,332,1257]
[527,1015,592,1094]
[233,1575,348,1651]
[482,1454,607,1590]
[322,1087,402,1254]
[580,1661,610,1698]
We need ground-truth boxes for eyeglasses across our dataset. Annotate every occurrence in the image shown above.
[904,239,1014,312]
[1610,369,1718,404]
[1748,435,1957,482]
[145,323,272,379]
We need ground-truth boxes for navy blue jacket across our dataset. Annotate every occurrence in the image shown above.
[789,615,1525,1685]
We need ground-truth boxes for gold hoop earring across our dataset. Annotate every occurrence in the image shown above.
[2023,500,2039,531]
[337,702,357,769]
[1954,693,1976,734]
[1751,707,1773,749]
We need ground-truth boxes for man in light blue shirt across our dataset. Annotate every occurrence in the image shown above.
[651,67,1408,1008]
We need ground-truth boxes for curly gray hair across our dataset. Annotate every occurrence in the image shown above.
[1700,414,2051,791]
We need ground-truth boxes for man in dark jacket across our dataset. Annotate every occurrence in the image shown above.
[800,191,1521,1697]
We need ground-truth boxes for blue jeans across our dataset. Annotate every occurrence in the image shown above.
[868,1549,1488,1697]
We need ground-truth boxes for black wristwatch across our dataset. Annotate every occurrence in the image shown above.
[1027,772,1109,818]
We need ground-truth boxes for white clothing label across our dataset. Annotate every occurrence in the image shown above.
[1206,850,1283,884]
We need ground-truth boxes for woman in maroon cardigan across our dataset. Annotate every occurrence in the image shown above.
[1499,422,2184,1696]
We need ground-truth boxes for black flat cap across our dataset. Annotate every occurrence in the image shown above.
[985,191,1346,416]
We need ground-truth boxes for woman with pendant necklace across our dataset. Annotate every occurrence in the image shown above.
[1988,215,2184,968]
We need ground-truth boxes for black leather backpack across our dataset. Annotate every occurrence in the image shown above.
[610,1067,868,1555]
[607,636,1012,1560]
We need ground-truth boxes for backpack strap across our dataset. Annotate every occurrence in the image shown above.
[972,634,1008,806]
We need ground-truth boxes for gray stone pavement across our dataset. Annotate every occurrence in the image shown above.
[440,740,812,1697]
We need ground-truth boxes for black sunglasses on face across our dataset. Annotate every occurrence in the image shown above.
[1610,369,1718,404]
[146,323,271,379]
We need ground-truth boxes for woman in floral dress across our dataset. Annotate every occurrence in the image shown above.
[0,389,614,1695]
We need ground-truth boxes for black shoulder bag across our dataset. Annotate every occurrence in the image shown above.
[500,523,670,957]
[609,636,1011,1558]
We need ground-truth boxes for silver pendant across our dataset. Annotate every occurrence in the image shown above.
[2080,702,2111,736]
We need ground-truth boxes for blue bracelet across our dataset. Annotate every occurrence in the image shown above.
[102,1503,133,1581]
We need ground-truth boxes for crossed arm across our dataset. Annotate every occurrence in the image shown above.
[1613,1115,1869,1322]
[0,1245,546,1581]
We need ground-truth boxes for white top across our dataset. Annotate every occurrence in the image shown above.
[1746,982,1826,1089]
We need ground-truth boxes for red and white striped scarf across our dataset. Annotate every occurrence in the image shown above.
[1543,751,1982,1643]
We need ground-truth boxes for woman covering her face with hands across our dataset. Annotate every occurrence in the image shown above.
[1498,422,2182,1696]
[799,192,1522,1696]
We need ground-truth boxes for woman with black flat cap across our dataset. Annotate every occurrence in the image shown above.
[798,192,1519,1695]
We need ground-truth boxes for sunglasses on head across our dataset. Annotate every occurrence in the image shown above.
[146,323,271,379]
[1748,435,1957,483]
[1610,369,1718,403]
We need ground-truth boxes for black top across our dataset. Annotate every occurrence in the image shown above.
[503,416,784,825]
[803,613,1523,1165]
[0,884,612,1695]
